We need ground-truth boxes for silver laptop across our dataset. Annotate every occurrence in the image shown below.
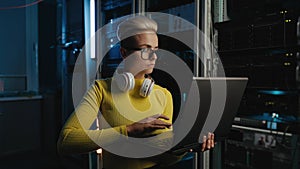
[137,77,248,154]
[194,77,248,142]
[142,77,248,154]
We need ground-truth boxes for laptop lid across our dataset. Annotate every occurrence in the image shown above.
[170,77,248,154]
[196,77,248,141]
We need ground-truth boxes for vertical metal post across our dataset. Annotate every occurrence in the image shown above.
[194,0,200,77]
[200,0,214,168]
[61,0,67,121]
[96,0,103,79]
[57,0,68,123]
[133,0,145,14]
[203,151,210,169]
[193,152,199,169]
[201,0,209,78]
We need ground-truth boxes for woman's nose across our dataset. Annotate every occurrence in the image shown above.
[150,52,158,60]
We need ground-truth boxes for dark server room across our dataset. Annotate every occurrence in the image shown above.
[0,0,299,169]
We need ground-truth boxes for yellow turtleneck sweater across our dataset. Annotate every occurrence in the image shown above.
[57,78,182,169]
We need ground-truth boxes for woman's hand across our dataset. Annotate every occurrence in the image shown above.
[201,132,215,151]
[126,115,172,137]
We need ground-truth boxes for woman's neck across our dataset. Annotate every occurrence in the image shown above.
[134,72,145,79]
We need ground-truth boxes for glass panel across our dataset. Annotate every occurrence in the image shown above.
[145,0,197,73]
[0,75,26,92]
[100,0,132,24]
[0,1,38,93]
[144,1,198,118]
[146,0,196,30]
[96,0,133,78]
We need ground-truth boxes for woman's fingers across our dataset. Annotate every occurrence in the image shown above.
[201,132,215,151]
[127,118,172,136]
[157,114,170,120]
[201,135,207,151]
[211,133,215,148]
[150,119,172,128]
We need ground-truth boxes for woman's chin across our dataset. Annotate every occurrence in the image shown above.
[144,69,154,74]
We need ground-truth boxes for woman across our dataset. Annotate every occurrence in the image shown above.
[57,15,214,169]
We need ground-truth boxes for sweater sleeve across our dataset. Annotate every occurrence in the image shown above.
[57,82,128,155]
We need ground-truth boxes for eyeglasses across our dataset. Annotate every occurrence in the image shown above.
[126,47,158,60]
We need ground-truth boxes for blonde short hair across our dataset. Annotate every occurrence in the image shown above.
[117,16,158,47]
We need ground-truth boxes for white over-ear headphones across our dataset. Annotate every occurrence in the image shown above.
[114,72,155,97]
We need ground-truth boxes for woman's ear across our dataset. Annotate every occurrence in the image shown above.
[120,47,127,59]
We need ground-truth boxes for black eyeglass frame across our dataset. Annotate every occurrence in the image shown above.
[125,47,159,60]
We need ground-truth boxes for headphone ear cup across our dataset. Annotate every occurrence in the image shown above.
[115,72,135,92]
[140,78,154,97]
